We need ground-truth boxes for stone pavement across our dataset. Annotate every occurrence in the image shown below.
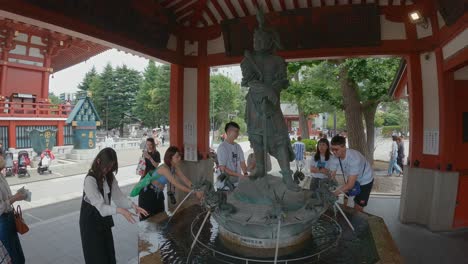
[20,185,139,264]
[6,146,169,187]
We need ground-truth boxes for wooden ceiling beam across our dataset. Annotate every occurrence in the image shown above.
[252,0,260,10]
[238,0,251,16]
[171,0,194,13]
[293,0,300,9]
[204,7,219,24]
[178,11,194,25]
[225,0,240,18]
[190,0,208,26]
[160,0,175,7]
[265,0,275,12]
[175,2,198,15]
[211,0,229,21]
[279,0,287,11]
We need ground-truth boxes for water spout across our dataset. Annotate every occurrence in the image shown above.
[166,190,194,227]
[334,202,355,232]
[187,210,211,264]
[274,217,282,263]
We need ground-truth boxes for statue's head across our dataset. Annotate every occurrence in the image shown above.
[253,8,281,52]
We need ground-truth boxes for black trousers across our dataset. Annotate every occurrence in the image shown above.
[79,199,116,264]
[138,186,165,221]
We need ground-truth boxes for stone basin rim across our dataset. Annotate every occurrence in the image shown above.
[190,211,343,263]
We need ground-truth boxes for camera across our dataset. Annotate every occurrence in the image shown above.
[317,161,326,169]
[167,190,177,205]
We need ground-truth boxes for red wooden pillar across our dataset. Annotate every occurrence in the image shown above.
[57,121,64,146]
[169,37,185,151]
[406,53,424,167]
[8,121,15,148]
[197,40,210,159]
[42,56,51,99]
[169,64,184,151]
[0,51,8,95]
[436,48,456,171]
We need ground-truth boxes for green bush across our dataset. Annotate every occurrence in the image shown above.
[381,126,402,137]
[291,139,317,152]
[303,139,317,152]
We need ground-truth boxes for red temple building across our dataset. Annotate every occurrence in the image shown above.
[0,18,108,149]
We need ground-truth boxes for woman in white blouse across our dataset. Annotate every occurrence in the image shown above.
[0,157,26,264]
[310,138,337,190]
[79,148,148,264]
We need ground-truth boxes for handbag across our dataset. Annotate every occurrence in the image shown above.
[338,158,365,197]
[130,169,160,197]
[14,205,29,235]
[136,155,146,176]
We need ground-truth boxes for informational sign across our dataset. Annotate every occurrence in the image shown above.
[423,130,439,155]
[28,129,57,155]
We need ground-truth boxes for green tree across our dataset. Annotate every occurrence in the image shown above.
[210,74,243,137]
[134,61,159,127]
[48,92,61,105]
[148,64,170,128]
[89,63,114,130]
[282,61,334,139]
[110,65,142,133]
[303,58,400,162]
[78,66,98,92]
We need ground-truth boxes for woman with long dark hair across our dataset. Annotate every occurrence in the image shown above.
[142,138,161,177]
[309,138,336,190]
[136,146,203,220]
[80,148,148,264]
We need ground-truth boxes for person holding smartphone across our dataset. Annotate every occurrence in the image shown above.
[309,138,336,190]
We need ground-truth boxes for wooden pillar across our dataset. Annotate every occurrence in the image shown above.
[197,39,210,159]
[436,48,456,171]
[406,53,424,167]
[169,64,184,151]
[57,121,64,146]
[8,121,15,148]
[169,36,185,151]
[0,51,8,96]
[42,56,51,99]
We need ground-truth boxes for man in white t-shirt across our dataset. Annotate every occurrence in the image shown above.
[330,135,374,212]
[216,122,249,190]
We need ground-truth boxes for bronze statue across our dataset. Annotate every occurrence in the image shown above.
[241,11,299,191]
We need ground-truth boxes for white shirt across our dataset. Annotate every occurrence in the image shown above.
[310,155,336,179]
[0,174,13,215]
[333,149,373,185]
[83,175,134,217]
[217,141,245,183]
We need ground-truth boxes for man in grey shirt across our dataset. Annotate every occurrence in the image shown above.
[217,122,249,189]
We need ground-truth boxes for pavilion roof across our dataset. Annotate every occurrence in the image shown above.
[0,18,109,72]
[160,0,416,28]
